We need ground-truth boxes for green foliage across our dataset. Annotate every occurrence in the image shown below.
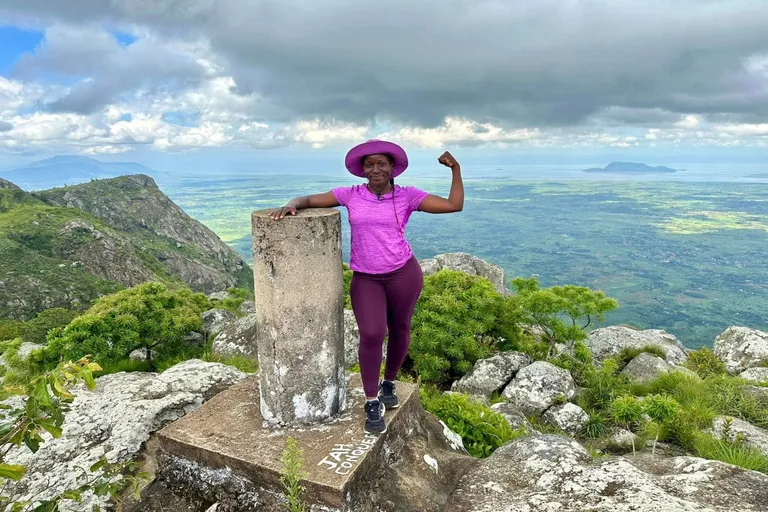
[280,437,308,512]
[582,410,611,439]
[420,386,525,457]
[208,287,253,317]
[685,347,727,378]
[407,270,511,387]
[0,355,149,510]
[342,263,352,310]
[610,396,644,454]
[43,282,208,371]
[694,431,768,474]
[642,394,681,454]
[615,345,668,371]
[510,276,618,356]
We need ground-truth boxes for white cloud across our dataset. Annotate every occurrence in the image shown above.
[380,117,541,149]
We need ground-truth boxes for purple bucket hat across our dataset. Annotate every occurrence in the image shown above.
[344,139,409,178]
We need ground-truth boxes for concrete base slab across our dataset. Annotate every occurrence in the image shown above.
[156,373,419,510]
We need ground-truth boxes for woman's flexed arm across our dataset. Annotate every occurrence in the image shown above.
[418,151,464,214]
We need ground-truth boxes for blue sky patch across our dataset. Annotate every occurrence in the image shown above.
[0,25,44,74]
[162,110,201,127]
[112,31,138,47]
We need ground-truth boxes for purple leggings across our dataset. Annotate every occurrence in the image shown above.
[350,257,424,397]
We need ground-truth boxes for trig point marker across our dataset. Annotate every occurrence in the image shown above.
[250,208,347,426]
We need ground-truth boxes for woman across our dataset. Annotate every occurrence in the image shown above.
[270,139,464,434]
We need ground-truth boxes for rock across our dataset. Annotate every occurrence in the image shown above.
[445,434,768,512]
[183,331,205,346]
[211,314,258,360]
[237,301,255,315]
[451,351,532,397]
[586,326,688,364]
[207,291,230,301]
[0,178,22,191]
[743,386,768,401]
[201,309,237,338]
[712,417,768,458]
[713,326,768,374]
[739,367,768,384]
[490,402,535,433]
[502,361,576,415]
[1,342,43,370]
[620,353,697,384]
[2,359,246,511]
[543,403,589,435]
[606,428,640,453]
[129,348,158,362]
[419,252,509,296]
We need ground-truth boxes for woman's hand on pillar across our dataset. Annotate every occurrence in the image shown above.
[270,205,297,220]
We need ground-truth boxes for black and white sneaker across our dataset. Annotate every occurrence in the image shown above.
[364,399,387,434]
[378,380,399,409]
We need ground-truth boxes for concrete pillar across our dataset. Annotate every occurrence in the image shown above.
[251,208,347,426]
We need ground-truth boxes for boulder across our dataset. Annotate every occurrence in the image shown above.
[183,331,205,347]
[201,309,237,338]
[211,314,259,360]
[620,353,697,384]
[207,291,230,301]
[738,367,768,384]
[130,348,158,362]
[713,327,768,374]
[2,360,246,511]
[712,417,768,458]
[502,361,576,415]
[586,326,688,364]
[451,351,532,397]
[419,252,509,296]
[490,402,535,433]
[445,434,768,512]
[543,403,589,435]
[606,428,640,453]
[237,301,255,315]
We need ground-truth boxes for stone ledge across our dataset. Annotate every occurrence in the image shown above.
[156,373,419,510]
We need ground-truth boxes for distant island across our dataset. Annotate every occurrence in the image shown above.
[582,162,678,174]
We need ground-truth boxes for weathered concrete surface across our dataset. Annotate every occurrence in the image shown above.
[156,373,468,511]
[251,208,346,426]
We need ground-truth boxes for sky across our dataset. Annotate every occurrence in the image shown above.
[0,0,767,171]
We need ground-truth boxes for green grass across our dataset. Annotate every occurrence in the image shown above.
[694,433,768,474]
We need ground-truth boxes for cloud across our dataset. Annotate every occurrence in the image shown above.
[13,24,209,114]
[3,0,768,128]
[0,121,12,132]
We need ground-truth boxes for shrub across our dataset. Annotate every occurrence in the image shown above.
[642,394,681,454]
[407,271,510,386]
[685,347,727,378]
[420,386,524,457]
[42,282,209,371]
[610,396,644,454]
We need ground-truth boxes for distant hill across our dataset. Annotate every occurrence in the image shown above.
[583,162,678,174]
[0,174,251,320]
[0,155,157,190]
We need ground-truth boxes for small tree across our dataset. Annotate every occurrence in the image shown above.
[511,277,618,358]
[610,395,644,455]
[643,394,681,454]
[43,282,209,371]
[280,437,308,512]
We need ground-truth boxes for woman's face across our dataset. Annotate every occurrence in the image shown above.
[362,154,393,189]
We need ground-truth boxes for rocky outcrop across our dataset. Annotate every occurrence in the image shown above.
[420,253,509,295]
[451,351,532,397]
[739,367,768,384]
[211,315,258,360]
[620,353,697,384]
[202,309,237,338]
[34,175,251,294]
[586,326,688,364]
[490,402,535,433]
[712,417,768,458]
[445,434,768,512]
[713,327,768,374]
[1,360,246,511]
[343,309,387,368]
[502,361,576,415]
[543,403,589,435]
